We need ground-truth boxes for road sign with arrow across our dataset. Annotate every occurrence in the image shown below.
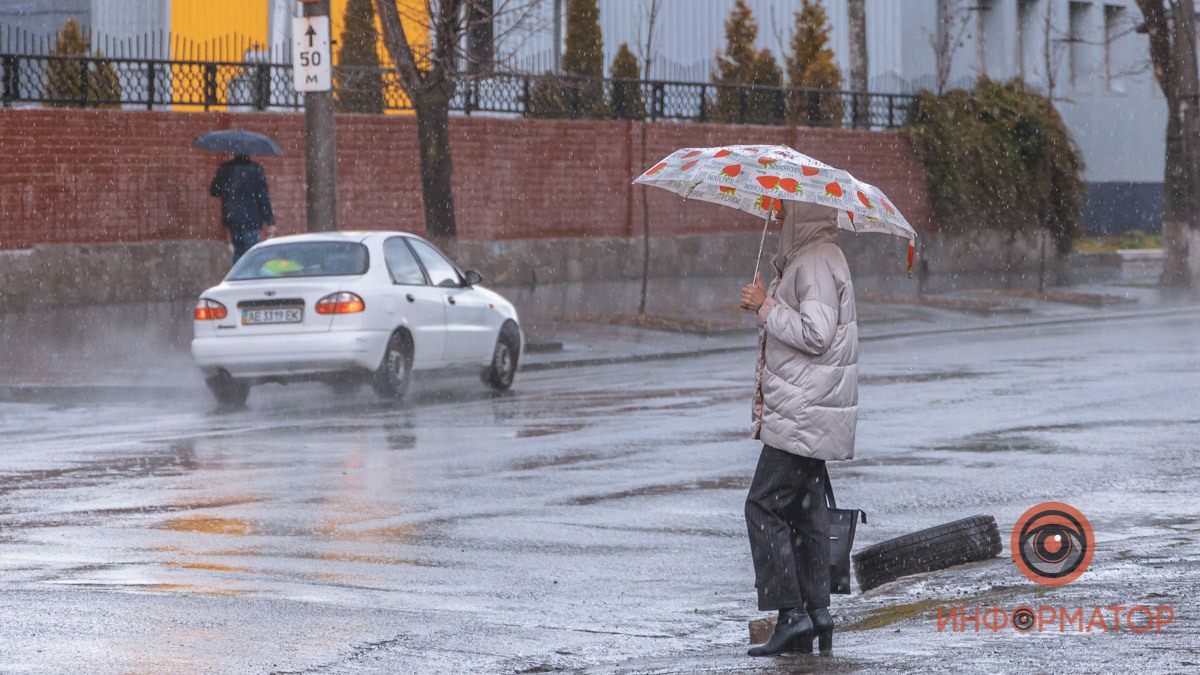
[292,16,331,92]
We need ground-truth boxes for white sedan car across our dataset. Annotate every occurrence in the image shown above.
[191,231,521,406]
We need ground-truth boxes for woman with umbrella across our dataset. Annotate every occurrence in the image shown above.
[636,145,916,656]
[737,198,853,656]
[194,130,282,264]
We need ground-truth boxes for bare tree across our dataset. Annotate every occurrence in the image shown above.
[637,0,661,316]
[1135,0,1200,286]
[848,0,869,125]
[1034,2,1061,292]
[930,0,973,94]
[374,1,535,248]
[1041,0,1068,101]
[1101,11,1151,87]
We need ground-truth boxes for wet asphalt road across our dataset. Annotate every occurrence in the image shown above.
[1,313,1199,673]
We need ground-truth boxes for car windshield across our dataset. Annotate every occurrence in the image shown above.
[226,242,369,280]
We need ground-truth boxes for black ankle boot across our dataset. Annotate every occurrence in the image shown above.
[798,607,834,654]
[748,607,814,656]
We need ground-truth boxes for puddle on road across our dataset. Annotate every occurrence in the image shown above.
[141,583,248,596]
[310,550,443,567]
[508,448,637,472]
[1006,417,1200,433]
[48,579,250,597]
[77,495,266,519]
[999,355,1087,366]
[162,561,253,574]
[845,455,944,467]
[706,429,755,443]
[569,521,740,539]
[385,432,417,450]
[1123,514,1200,532]
[514,422,588,439]
[566,475,749,506]
[0,443,198,495]
[923,417,1200,456]
[928,431,1061,454]
[514,385,735,421]
[860,370,991,385]
[152,545,444,569]
[352,523,421,540]
[159,515,256,536]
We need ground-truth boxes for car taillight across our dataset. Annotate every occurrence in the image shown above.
[316,292,365,315]
[194,298,228,320]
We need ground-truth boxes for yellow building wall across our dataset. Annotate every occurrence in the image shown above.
[169,0,426,112]
[170,0,267,60]
[328,0,427,113]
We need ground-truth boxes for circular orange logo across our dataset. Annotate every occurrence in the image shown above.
[1011,502,1094,586]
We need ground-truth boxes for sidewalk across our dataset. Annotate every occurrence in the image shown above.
[1,275,1197,397]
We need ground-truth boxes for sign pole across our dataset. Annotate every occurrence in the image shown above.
[295,0,337,232]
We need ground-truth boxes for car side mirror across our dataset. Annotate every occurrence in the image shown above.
[463,269,483,286]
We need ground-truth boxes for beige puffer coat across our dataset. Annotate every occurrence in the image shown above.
[751,201,858,460]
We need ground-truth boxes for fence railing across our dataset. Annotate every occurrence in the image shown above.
[0,52,917,128]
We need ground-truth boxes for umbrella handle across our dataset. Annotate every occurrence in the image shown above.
[752,210,771,282]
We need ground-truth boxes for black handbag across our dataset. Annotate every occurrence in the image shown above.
[823,464,866,594]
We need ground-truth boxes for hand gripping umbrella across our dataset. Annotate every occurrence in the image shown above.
[634,145,917,278]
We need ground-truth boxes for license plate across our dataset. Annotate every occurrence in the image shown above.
[242,308,302,325]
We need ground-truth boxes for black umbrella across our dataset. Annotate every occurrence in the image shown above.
[193,129,283,156]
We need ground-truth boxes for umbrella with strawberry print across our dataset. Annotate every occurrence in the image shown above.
[634,145,917,278]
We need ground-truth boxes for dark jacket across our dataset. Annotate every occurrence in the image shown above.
[209,157,275,230]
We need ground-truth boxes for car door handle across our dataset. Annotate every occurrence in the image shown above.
[405,293,415,303]
[447,296,456,305]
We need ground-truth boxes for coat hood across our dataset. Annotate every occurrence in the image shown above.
[773,201,839,273]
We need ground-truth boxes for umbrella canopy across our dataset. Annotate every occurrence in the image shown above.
[193,129,283,156]
[634,144,916,242]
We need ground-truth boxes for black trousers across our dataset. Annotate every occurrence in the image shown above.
[228,226,261,264]
[745,445,831,612]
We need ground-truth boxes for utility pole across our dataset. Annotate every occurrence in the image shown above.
[295,0,337,231]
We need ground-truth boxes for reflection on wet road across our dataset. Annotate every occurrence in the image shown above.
[2,315,1199,672]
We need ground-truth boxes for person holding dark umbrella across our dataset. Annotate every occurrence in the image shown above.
[194,130,282,264]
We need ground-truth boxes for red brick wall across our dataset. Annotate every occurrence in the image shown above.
[0,108,934,249]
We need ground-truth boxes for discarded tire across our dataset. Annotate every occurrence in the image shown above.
[853,515,1002,592]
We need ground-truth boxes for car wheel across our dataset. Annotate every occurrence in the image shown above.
[484,322,520,391]
[206,371,250,408]
[373,330,413,400]
[852,515,1003,592]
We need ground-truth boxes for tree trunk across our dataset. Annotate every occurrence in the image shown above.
[934,0,950,95]
[414,96,458,247]
[1161,0,1200,287]
[1038,229,1047,293]
[848,0,869,127]
[1161,103,1192,286]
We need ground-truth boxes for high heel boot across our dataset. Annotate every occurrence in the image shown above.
[747,607,814,656]
[796,607,833,654]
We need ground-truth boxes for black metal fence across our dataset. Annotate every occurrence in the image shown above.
[0,52,916,128]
